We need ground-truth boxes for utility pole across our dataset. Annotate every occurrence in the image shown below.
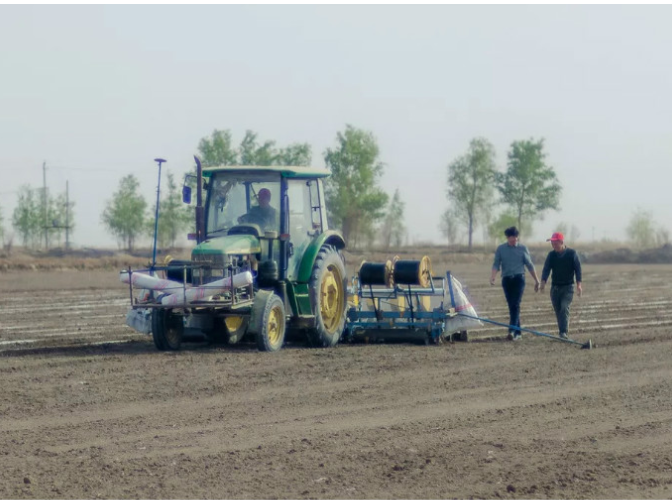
[48,180,74,251]
[43,161,49,251]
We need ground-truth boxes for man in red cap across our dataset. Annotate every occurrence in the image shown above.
[539,232,583,339]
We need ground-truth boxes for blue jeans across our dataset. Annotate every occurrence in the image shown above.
[502,274,525,335]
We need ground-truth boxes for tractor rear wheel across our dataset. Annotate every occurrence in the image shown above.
[151,308,183,351]
[249,290,286,352]
[307,245,347,348]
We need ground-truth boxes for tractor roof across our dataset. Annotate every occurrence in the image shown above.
[202,165,330,178]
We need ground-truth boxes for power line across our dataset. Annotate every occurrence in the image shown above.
[47,166,121,172]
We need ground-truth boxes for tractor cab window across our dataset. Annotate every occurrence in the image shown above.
[307,179,324,233]
[286,178,322,280]
[206,172,281,236]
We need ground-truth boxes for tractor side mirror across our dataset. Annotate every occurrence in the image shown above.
[182,186,192,204]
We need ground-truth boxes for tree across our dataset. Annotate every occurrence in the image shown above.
[48,191,75,247]
[626,208,655,249]
[487,211,533,245]
[496,138,561,231]
[656,227,670,246]
[379,189,405,250]
[323,125,389,247]
[196,129,313,167]
[11,185,41,247]
[277,143,312,166]
[11,185,73,249]
[150,171,193,248]
[447,138,497,250]
[102,175,147,252]
[239,130,277,165]
[439,207,461,245]
[197,129,238,167]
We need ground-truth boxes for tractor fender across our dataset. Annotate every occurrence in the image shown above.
[296,230,346,283]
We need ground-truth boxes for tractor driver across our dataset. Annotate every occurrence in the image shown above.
[238,187,278,231]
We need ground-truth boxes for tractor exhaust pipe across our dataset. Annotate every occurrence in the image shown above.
[194,155,205,244]
[151,158,167,270]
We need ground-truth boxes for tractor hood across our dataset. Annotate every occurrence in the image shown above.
[192,234,261,257]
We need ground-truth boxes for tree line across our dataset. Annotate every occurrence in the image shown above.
[442,137,562,250]
[4,186,73,250]
[1,128,666,252]
[99,125,405,252]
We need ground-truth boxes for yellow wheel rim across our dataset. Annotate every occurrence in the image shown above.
[225,316,244,333]
[267,306,283,346]
[418,255,432,288]
[321,265,344,333]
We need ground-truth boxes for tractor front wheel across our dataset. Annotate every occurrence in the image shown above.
[224,316,248,344]
[250,290,286,352]
[207,315,249,345]
[151,308,184,351]
[307,245,347,348]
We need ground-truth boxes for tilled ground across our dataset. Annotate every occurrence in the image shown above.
[1,263,672,499]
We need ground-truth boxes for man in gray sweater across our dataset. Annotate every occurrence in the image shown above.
[490,227,541,340]
[540,232,583,340]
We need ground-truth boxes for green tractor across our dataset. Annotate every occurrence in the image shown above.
[122,158,347,352]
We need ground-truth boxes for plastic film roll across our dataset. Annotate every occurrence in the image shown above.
[358,260,394,287]
[393,255,432,287]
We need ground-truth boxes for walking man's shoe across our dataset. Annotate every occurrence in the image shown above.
[559,332,569,340]
[512,333,522,341]
[507,332,514,340]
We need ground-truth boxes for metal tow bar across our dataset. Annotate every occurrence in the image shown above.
[456,312,593,350]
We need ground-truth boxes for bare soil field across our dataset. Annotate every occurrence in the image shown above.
[1,261,672,499]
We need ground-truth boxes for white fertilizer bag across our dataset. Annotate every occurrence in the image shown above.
[444,275,484,333]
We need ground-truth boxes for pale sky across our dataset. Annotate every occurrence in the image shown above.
[2,5,672,248]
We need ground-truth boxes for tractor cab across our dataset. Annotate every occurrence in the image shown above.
[186,166,333,285]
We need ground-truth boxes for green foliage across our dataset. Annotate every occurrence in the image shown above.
[148,172,193,248]
[380,189,405,249]
[10,185,73,249]
[197,129,312,167]
[447,137,497,250]
[198,130,238,167]
[11,185,43,248]
[439,207,461,245]
[102,175,147,252]
[323,125,389,247]
[496,138,561,231]
[239,130,277,165]
[48,192,75,247]
[626,208,656,249]
[487,212,533,245]
[277,143,312,166]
